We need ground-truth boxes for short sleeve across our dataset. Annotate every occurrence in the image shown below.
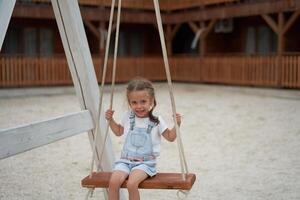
[120,111,130,127]
[158,115,168,135]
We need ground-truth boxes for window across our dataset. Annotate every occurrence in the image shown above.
[24,28,37,56]
[246,26,277,55]
[246,27,255,54]
[130,32,143,57]
[2,27,54,56]
[40,28,54,56]
[109,30,144,57]
[2,28,22,55]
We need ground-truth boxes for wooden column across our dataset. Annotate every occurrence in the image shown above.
[188,21,203,55]
[198,23,205,56]
[189,20,217,56]
[200,31,206,56]
[99,21,106,56]
[201,20,217,56]
[278,13,285,56]
[166,25,172,56]
[98,6,106,56]
[165,24,181,56]
[261,11,300,55]
[261,13,281,85]
[83,19,108,56]
[83,19,101,49]
[262,11,300,86]
[83,20,108,82]
[278,13,284,86]
[84,19,100,39]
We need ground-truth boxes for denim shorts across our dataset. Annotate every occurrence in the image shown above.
[114,159,157,177]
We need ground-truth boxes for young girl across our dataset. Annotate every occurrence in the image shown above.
[105,77,181,200]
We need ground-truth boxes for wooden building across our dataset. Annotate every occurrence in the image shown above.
[1,0,300,88]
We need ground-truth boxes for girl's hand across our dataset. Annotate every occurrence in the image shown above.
[105,109,114,120]
[163,113,182,142]
[175,113,182,126]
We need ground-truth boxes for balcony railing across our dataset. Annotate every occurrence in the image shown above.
[0,55,299,88]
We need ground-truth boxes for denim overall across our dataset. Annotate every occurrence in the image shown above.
[114,112,158,176]
[121,111,156,161]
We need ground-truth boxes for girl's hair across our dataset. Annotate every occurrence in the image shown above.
[127,77,159,124]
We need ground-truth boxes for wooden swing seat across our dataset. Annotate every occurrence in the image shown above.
[82,172,196,190]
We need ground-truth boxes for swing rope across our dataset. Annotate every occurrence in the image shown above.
[98,0,123,170]
[153,0,189,179]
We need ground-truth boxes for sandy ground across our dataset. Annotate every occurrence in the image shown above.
[0,83,300,200]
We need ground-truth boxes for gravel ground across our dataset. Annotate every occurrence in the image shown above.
[0,83,300,200]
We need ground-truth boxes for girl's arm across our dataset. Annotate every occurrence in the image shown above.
[162,113,181,142]
[105,109,124,136]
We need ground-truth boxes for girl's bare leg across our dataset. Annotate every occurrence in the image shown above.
[108,170,128,200]
[126,169,148,200]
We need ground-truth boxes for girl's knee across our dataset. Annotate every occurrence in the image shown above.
[109,177,122,189]
[126,179,139,191]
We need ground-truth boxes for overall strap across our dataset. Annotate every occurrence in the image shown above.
[129,111,135,131]
[129,111,156,134]
[146,121,156,134]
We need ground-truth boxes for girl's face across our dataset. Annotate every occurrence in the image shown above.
[128,90,154,118]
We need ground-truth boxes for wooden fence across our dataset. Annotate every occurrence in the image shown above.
[0,55,299,88]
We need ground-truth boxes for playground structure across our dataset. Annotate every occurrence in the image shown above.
[0,0,195,199]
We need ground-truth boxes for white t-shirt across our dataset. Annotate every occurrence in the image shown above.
[120,111,168,157]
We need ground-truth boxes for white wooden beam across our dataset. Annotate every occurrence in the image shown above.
[0,0,16,50]
[50,0,115,172]
[0,110,94,160]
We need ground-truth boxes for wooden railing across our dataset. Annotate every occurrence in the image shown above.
[0,56,72,87]
[0,55,299,88]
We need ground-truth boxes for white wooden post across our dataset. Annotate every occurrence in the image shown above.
[50,0,115,171]
[0,0,16,50]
